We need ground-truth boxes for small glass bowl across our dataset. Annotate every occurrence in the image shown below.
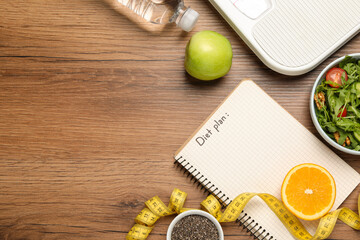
[166,209,224,240]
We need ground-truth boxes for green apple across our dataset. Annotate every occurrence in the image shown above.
[185,30,233,81]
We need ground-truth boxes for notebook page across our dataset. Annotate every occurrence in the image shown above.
[175,80,360,240]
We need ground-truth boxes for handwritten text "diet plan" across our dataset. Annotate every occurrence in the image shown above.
[195,113,230,147]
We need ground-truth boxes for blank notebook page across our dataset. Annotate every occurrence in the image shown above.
[175,80,360,240]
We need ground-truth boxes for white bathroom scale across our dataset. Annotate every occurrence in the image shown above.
[209,0,360,75]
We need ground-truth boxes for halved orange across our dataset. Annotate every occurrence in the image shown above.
[281,163,336,221]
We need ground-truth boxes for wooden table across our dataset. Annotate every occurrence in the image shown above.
[0,1,359,239]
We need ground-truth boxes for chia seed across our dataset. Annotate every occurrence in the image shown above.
[171,214,219,240]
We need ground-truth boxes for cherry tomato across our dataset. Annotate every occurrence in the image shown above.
[326,68,348,88]
[337,106,347,118]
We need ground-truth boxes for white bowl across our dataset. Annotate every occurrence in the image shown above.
[166,209,224,240]
[310,53,360,155]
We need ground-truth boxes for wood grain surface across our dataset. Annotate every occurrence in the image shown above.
[0,1,359,239]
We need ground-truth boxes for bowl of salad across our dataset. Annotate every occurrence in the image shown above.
[310,54,360,155]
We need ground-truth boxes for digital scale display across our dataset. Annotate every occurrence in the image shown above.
[229,0,271,19]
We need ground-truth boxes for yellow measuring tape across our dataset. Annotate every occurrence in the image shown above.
[126,188,360,240]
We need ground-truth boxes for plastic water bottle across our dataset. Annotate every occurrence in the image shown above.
[118,0,199,32]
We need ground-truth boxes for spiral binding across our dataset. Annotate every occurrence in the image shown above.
[174,155,275,240]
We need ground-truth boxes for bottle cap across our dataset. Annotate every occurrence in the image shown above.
[178,8,199,32]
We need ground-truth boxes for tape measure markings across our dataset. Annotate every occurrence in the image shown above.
[127,188,360,240]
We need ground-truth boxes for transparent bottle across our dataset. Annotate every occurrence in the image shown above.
[118,0,199,32]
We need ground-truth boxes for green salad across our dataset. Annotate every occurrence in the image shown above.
[314,56,360,151]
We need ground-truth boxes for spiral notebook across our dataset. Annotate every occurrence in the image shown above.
[174,80,360,240]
